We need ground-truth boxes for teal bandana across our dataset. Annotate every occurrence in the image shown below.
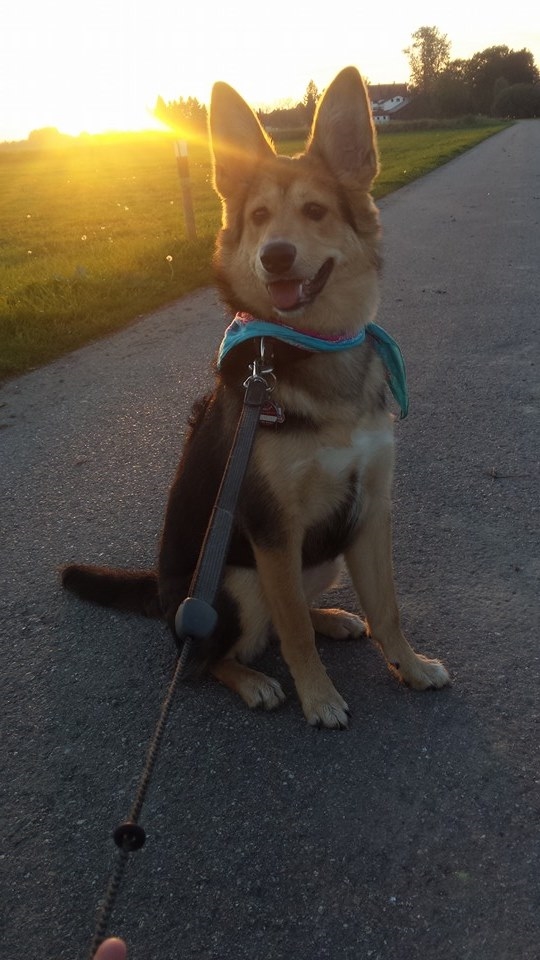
[217,312,409,419]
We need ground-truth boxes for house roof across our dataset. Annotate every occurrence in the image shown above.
[368,83,409,102]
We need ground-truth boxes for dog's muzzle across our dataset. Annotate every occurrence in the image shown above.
[260,241,334,312]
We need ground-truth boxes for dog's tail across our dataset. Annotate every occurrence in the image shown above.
[61,564,162,618]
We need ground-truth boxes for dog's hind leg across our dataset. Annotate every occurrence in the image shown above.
[302,559,366,640]
[210,658,285,710]
[209,567,285,710]
[302,556,366,640]
[310,608,367,640]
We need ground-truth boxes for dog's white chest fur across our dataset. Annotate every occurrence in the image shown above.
[316,427,393,478]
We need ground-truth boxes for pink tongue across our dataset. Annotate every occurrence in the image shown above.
[268,280,303,310]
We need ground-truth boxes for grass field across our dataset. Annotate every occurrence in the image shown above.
[0,122,508,382]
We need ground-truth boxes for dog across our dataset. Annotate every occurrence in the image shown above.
[62,67,450,728]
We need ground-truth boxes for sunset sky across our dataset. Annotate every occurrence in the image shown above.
[1,0,539,141]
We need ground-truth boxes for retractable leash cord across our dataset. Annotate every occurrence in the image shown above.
[87,343,272,959]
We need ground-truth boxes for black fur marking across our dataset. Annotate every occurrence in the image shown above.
[277,411,319,432]
[160,393,236,572]
[302,472,360,567]
[235,468,286,553]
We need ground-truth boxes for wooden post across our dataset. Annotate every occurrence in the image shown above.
[174,140,197,240]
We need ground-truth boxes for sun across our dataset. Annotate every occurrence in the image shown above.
[54,100,167,138]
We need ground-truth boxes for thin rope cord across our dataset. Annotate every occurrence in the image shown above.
[87,641,192,958]
[89,848,130,958]
[129,642,191,823]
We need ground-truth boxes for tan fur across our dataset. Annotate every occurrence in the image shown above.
[207,67,450,727]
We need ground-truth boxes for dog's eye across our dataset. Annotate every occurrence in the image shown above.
[303,202,327,221]
[251,207,270,225]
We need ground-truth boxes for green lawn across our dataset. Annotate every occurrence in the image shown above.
[0,123,507,381]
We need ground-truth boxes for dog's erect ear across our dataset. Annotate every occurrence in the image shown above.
[210,82,275,200]
[306,67,378,189]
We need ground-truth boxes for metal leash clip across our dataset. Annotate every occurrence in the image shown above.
[246,338,284,426]
[244,337,276,393]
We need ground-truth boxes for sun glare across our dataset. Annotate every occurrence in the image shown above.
[43,101,167,139]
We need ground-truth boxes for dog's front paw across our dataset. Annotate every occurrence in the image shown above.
[301,683,350,729]
[392,653,451,690]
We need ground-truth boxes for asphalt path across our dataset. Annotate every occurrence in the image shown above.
[1,120,539,960]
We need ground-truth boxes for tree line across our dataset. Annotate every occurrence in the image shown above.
[153,81,319,139]
[154,29,539,138]
[404,27,539,118]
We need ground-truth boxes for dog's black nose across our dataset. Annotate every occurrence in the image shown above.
[260,240,297,276]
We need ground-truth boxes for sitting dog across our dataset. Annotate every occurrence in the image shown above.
[62,67,450,727]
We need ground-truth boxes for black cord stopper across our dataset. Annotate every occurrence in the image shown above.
[175,595,218,643]
[113,821,146,851]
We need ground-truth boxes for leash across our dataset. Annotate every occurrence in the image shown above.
[87,342,273,958]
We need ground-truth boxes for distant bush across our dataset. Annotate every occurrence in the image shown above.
[27,127,72,147]
[265,117,504,143]
[492,83,540,118]
[268,126,309,143]
[377,116,503,134]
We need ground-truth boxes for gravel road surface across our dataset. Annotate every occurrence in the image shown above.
[1,120,539,960]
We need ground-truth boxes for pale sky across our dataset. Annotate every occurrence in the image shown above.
[1,0,539,141]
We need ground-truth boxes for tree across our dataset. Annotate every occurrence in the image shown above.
[153,96,208,139]
[303,80,319,124]
[432,72,473,117]
[259,101,309,130]
[404,26,451,94]
[492,83,540,118]
[154,96,168,125]
[27,127,70,147]
[466,46,539,113]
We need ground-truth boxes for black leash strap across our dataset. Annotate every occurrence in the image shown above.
[175,370,268,642]
[87,356,270,958]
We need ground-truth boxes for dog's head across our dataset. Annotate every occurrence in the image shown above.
[210,67,381,336]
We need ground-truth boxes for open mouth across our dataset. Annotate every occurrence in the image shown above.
[266,258,334,313]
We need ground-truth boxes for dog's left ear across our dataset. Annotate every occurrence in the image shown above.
[306,67,378,189]
[210,81,275,201]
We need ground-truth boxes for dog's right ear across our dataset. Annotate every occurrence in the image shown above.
[210,82,275,200]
